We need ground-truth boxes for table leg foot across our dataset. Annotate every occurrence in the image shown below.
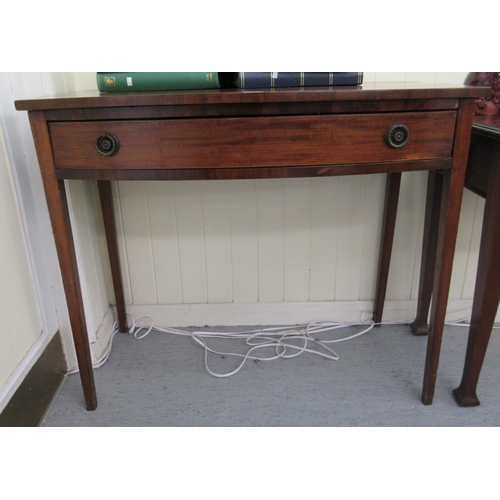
[452,386,480,407]
[421,392,434,406]
[86,401,98,411]
[410,320,429,336]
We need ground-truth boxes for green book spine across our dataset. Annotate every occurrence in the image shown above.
[96,72,220,92]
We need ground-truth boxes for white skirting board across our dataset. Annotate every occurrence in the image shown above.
[117,299,479,329]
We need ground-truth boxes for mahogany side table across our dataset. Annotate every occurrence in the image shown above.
[15,83,486,410]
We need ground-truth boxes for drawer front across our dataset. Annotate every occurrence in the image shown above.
[49,112,456,170]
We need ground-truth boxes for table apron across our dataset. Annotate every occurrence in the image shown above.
[55,158,453,181]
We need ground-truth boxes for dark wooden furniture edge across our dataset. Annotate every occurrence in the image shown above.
[411,114,500,406]
[97,181,127,333]
[373,172,402,324]
[55,159,453,181]
[28,110,97,411]
[14,84,489,111]
[42,99,461,121]
[410,170,444,337]
[472,117,500,139]
[420,99,476,405]
[453,116,500,406]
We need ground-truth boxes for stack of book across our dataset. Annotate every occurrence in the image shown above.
[96,72,363,93]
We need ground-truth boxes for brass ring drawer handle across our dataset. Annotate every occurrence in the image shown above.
[95,133,120,156]
[385,124,409,148]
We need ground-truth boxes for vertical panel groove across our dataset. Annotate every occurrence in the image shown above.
[144,183,159,304]
[200,182,209,302]
[357,176,369,301]
[172,182,184,304]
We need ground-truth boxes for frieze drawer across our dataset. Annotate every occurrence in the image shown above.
[49,111,457,170]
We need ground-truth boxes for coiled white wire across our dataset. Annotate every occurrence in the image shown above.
[69,308,496,377]
[129,315,377,378]
[73,313,377,376]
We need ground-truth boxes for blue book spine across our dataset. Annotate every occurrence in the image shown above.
[238,72,363,89]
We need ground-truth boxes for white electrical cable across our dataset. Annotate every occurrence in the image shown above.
[67,308,498,377]
[189,326,344,378]
[126,312,381,377]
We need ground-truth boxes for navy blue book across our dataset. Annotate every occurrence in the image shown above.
[233,72,363,89]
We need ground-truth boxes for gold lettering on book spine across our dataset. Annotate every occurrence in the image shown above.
[104,77,116,86]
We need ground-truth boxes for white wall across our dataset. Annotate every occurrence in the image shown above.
[0,72,71,412]
[0,124,42,390]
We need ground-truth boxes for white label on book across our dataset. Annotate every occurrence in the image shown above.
[272,72,278,79]
[127,77,133,86]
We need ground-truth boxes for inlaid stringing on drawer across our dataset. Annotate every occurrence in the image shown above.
[49,111,457,170]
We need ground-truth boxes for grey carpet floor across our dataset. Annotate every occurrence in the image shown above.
[41,324,500,426]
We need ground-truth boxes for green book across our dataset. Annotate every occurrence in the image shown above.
[96,72,220,92]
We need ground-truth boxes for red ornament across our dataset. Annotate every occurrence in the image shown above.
[464,72,500,115]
